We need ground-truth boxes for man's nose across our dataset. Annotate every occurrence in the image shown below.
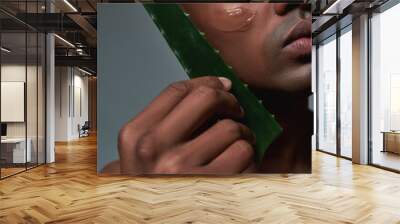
[273,3,310,16]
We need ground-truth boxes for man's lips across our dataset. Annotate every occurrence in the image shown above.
[282,20,312,58]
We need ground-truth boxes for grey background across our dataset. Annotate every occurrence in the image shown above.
[97,4,187,172]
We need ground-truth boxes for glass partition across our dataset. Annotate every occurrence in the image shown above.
[38,32,45,165]
[27,30,38,169]
[1,31,28,177]
[0,1,46,179]
[370,3,400,171]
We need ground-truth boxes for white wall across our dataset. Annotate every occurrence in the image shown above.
[72,73,89,138]
[1,64,40,138]
[55,66,70,141]
[1,66,26,135]
[54,66,89,141]
[1,63,46,164]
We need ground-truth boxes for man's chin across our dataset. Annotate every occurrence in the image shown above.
[272,67,311,92]
[238,63,311,93]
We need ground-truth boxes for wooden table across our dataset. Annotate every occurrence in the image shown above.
[382,131,400,154]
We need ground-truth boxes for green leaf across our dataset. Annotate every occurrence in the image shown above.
[144,4,282,163]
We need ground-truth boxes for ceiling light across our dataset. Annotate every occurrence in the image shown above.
[1,47,11,53]
[54,34,75,48]
[63,0,78,12]
[76,48,84,55]
[78,67,93,76]
[323,0,354,15]
[323,0,341,14]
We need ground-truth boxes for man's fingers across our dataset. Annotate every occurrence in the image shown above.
[202,140,254,174]
[128,76,230,129]
[242,162,257,173]
[155,86,243,145]
[181,119,255,166]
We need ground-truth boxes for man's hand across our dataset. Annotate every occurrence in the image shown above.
[117,76,256,175]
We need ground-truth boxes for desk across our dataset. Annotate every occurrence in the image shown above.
[1,138,31,163]
[382,131,400,154]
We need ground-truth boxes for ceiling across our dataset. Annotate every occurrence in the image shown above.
[0,0,101,74]
[311,0,391,43]
[0,0,151,74]
[1,0,394,75]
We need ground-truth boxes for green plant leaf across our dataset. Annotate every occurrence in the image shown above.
[144,4,282,163]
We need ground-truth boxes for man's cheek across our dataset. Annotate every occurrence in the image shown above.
[208,4,257,32]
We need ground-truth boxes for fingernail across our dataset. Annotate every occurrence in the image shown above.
[251,132,257,145]
[218,77,232,90]
[240,106,245,116]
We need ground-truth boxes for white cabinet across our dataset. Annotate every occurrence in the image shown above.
[1,138,32,163]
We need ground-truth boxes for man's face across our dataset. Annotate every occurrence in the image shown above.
[182,3,312,92]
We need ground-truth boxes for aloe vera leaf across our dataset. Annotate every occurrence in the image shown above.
[144,4,282,163]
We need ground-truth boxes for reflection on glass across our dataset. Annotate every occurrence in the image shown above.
[27,31,38,169]
[0,1,46,179]
[25,0,43,170]
[318,35,337,154]
[1,32,28,177]
[340,27,352,158]
[38,33,46,165]
[371,4,400,171]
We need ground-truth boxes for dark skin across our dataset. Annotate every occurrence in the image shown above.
[103,3,312,174]
[256,90,312,173]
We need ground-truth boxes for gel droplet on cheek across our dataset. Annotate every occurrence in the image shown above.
[210,5,256,32]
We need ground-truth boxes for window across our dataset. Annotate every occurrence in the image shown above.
[339,26,352,158]
[317,35,337,154]
[370,3,400,171]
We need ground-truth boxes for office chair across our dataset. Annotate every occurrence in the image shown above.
[79,121,90,138]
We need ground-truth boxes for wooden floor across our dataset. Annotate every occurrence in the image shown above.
[1,135,400,223]
[1,167,26,178]
[1,163,45,178]
[372,150,400,171]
